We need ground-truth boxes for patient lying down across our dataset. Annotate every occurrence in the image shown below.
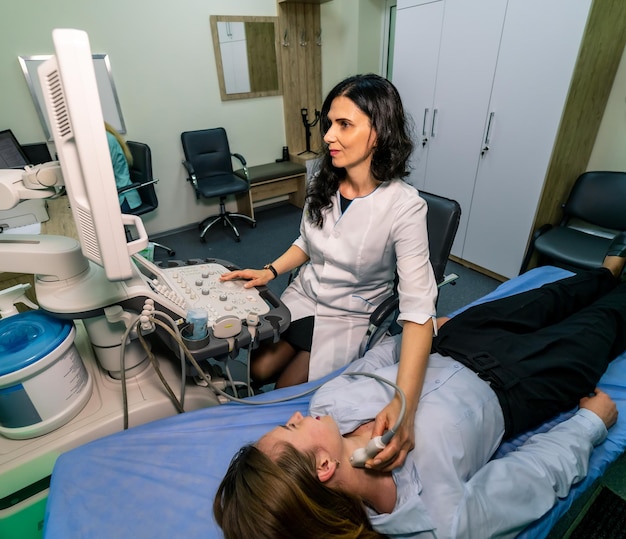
[214,244,626,539]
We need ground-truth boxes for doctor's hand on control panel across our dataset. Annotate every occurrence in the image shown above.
[220,243,308,290]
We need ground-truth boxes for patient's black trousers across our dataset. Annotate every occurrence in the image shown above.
[432,268,626,438]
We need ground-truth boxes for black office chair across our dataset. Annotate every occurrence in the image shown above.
[519,171,626,274]
[358,190,462,355]
[180,128,256,242]
[118,140,175,256]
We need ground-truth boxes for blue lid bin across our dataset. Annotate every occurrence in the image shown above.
[0,311,92,440]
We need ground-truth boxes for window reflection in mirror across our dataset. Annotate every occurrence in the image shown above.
[210,15,282,101]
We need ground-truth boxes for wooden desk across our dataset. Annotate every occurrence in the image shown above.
[235,161,306,220]
[41,196,79,239]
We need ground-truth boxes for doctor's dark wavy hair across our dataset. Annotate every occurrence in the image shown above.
[214,443,387,539]
[307,73,413,227]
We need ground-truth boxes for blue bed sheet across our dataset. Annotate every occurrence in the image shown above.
[44,267,626,539]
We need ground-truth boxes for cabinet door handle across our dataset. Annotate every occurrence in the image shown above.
[481,111,495,155]
[430,108,438,138]
[421,108,429,146]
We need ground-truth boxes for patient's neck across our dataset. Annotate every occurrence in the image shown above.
[343,421,397,514]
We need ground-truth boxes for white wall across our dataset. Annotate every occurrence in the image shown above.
[587,44,626,172]
[321,0,386,95]
[0,0,285,235]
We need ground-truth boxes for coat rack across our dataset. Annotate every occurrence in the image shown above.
[298,108,320,155]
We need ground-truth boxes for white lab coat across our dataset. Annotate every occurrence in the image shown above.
[281,179,437,380]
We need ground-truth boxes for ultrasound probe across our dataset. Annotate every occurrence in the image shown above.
[345,372,406,468]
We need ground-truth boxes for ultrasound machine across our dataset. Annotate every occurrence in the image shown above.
[0,28,289,538]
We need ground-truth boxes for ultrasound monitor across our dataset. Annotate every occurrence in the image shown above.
[7,28,289,365]
[0,129,29,169]
[37,29,147,281]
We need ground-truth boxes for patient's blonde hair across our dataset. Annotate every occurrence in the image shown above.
[214,443,387,539]
[105,122,133,166]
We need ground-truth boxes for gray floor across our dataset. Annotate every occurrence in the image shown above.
[546,453,626,538]
[436,259,502,316]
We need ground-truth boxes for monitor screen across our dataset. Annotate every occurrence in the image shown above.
[0,129,29,169]
[37,29,147,281]
[21,142,53,165]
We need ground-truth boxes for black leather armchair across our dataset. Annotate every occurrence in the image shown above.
[119,141,175,257]
[359,190,461,355]
[520,171,626,274]
[181,128,256,242]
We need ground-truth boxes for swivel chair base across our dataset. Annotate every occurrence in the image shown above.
[199,198,256,243]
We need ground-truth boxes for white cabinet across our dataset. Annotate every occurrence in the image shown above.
[393,0,592,278]
[216,21,251,94]
[392,1,445,190]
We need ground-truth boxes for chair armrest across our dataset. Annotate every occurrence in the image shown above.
[232,153,248,181]
[232,152,247,166]
[369,294,400,327]
[117,179,159,196]
[533,223,553,240]
[358,294,400,357]
[182,160,199,193]
[438,273,459,288]
[182,160,196,178]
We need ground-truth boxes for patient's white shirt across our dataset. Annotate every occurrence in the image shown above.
[309,335,607,539]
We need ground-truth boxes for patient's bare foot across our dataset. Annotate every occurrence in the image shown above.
[602,231,626,278]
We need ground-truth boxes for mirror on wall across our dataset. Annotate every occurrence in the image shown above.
[210,15,282,101]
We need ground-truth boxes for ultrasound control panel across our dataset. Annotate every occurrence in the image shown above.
[154,262,269,326]
[138,258,291,365]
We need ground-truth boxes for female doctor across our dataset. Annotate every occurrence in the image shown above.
[221,74,438,470]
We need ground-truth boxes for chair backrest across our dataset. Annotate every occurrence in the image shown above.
[421,190,462,284]
[358,190,461,354]
[180,128,234,178]
[563,171,626,230]
[127,140,158,213]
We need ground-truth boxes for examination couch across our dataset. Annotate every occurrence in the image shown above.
[43,266,626,539]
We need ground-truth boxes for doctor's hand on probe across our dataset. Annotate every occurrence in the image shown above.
[366,394,415,472]
[366,318,437,471]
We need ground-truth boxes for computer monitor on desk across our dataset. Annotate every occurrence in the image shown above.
[0,129,53,169]
[21,142,53,165]
[0,129,29,169]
